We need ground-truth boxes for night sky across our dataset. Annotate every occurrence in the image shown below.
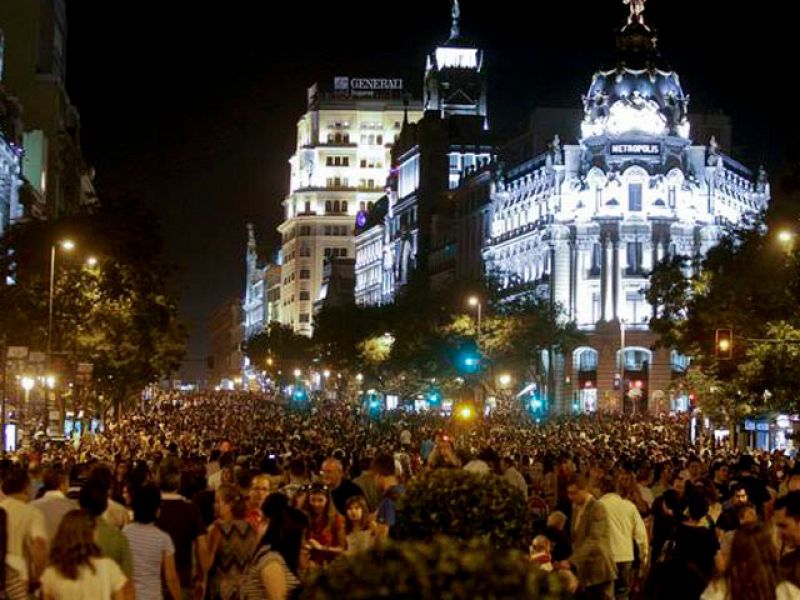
[62,1,795,377]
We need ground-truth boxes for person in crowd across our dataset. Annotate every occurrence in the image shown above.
[0,465,47,590]
[775,492,800,587]
[598,475,648,600]
[373,453,405,545]
[426,431,462,469]
[239,506,308,600]
[206,484,258,600]
[564,473,617,599]
[702,523,800,600]
[319,457,363,516]
[732,455,770,516]
[156,459,209,599]
[650,462,674,500]
[718,483,751,532]
[88,465,130,530]
[647,492,720,599]
[344,495,376,555]
[501,456,529,500]
[40,509,132,600]
[247,474,271,532]
[123,483,182,600]
[0,508,29,600]
[280,459,312,502]
[31,467,76,544]
[351,458,381,512]
[711,461,731,503]
[531,535,554,571]
[299,483,345,566]
[543,510,572,563]
[78,480,134,577]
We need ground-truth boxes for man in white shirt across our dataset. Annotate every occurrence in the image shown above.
[501,456,528,500]
[597,476,649,600]
[0,466,47,587]
[30,467,76,543]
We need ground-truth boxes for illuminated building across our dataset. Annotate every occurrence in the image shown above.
[0,32,22,239]
[355,0,494,305]
[483,7,769,414]
[278,79,421,334]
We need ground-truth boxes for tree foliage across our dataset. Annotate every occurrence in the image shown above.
[646,210,800,413]
[0,205,187,413]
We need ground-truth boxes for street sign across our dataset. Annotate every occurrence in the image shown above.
[6,346,28,360]
[28,352,46,364]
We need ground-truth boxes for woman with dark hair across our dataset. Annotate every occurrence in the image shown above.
[0,508,28,600]
[239,506,308,600]
[702,523,800,600]
[298,483,345,566]
[206,484,258,600]
[41,509,132,600]
[344,495,376,555]
[122,483,182,600]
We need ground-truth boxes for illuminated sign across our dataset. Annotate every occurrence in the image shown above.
[610,143,661,156]
[334,77,404,93]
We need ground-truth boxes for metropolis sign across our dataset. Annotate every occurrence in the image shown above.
[609,143,661,156]
[334,76,404,92]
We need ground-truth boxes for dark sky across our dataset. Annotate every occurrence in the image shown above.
[63,1,795,376]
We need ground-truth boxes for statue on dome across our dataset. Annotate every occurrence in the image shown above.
[551,135,563,165]
[623,0,646,25]
[450,0,461,40]
[707,136,720,167]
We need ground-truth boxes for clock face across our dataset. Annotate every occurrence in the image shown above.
[356,211,367,228]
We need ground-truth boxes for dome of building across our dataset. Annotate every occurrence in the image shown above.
[581,21,690,140]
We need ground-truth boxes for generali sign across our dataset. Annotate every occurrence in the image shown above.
[334,76,404,92]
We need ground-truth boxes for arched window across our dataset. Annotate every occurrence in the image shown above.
[342,201,348,213]
[325,201,332,213]
[573,347,599,372]
[333,200,341,213]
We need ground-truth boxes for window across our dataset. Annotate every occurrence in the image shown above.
[325,201,332,213]
[342,133,350,143]
[360,159,367,168]
[299,313,310,323]
[629,183,642,211]
[368,179,375,189]
[299,291,310,301]
[376,135,383,145]
[304,201,311,213]
[627,291,646,324]
[668,186,676,208]
[333,201,341,213]
[299,226,312,236]
[324,226,332,236]
[591,292,601,323]
[342,201,348,213]
[368,135,375,145]
[626,242,643,274]
[590,243,602,275]
[326,157,333,166]
[300,270,310,279]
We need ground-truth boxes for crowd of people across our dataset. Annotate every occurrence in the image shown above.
[0,391,799,599]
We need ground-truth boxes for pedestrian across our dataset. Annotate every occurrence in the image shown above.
[299,483,345,566]
[344,495,376,555]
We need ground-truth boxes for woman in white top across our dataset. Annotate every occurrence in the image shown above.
[41,509,132,600]
[702,523,800,600]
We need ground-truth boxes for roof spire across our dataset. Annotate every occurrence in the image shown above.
[449,0,461,40]
[246,222,256,251]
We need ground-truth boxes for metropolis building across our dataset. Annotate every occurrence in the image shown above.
[482,8,769,414]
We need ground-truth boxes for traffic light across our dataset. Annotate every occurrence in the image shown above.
[426,388,442,407]
[715,328,733,360]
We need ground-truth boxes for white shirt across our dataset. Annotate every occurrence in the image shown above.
[702,580,800,600]
[41,557,127,600]
[0,496,47,580]
[30,490,77,543]
[598,493,648,564]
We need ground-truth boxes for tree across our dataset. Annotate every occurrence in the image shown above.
[646,210,800,413]
[0,204,187,414]
[243,322,314,382]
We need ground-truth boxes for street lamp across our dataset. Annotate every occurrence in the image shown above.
[48,239,75,359]
[356,373,364,383]
[468,296,482,344]
[498,373,512,387]
[293,368,302,378]
[86,256,98,268]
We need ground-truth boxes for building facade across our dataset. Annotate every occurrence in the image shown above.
[278,79,422,335]
[483,11,769,414]
[354,1,494,306]
[208,296,245,388]
[243,224,266,339]
[0,33,23,239]
[0,0,96,217]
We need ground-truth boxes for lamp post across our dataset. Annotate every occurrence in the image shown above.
[468,296,482,345]
[20,376,34,444]
[47,239,75,359]
[619,318,627,414]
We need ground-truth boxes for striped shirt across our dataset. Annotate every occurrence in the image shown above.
[239,547,300,600]
[123,522,175,600]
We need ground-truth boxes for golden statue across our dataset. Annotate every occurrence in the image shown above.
[623,0,646,25]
